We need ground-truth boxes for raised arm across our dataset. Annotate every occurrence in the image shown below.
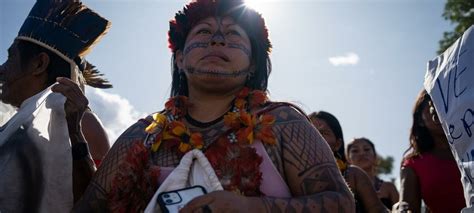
[51,77,96,202]
[81,109,110,165]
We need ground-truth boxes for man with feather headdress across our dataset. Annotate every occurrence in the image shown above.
[0,0,110,211]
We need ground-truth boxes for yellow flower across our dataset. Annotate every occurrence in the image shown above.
[170,121,187,135]
[178,143,191,153]
[145,113,167,133]
[151,139,162,152]
[336,158,347,172]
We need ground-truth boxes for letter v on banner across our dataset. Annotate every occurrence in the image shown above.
[424,25,474,211]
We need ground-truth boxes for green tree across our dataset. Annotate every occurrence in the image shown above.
[438,0,474,54]
[377,155,394,175]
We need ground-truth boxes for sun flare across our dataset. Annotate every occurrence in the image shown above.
[244,0,268,13]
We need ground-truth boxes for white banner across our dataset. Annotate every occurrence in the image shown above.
[424,25,474,210]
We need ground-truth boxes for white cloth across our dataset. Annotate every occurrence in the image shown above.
[0,102,16,127]
[424,24,474,209]
[144,149,223,213]
[0,86,73,212]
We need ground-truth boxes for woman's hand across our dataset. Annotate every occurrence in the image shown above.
[180,190,261,213]
[51,77,89,136]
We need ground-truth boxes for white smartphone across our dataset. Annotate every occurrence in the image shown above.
[157,185,207,213]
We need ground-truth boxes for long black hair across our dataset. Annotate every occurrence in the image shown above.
[309,111,347,163]
[168,0,272,97]
[405,89,435,159]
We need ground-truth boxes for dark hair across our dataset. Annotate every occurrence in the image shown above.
[17,39,70,86]
[347,137,377,157]
[168,0,272,96]
[309,111,346,162]
[405,89,434,159]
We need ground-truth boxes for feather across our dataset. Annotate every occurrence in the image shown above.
[82,61,113,89]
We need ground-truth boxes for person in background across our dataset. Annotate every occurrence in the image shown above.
[397,89,465,213]
[310,111,388,213]
[346,137,399,209]
[80,61,112,166]
[0,5,111,168]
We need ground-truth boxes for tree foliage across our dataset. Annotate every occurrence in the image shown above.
[438,0,474,54]
[377,155,394,175]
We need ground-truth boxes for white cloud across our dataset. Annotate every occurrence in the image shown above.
[328,52,360,66]
[86,87,145,143]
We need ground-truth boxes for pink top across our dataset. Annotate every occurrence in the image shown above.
[158,141,292,198]
[403,153,465,213]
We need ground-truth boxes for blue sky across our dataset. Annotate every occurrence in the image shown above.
[1,0,452,180]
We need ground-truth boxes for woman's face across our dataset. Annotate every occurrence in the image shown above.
[312,118,341,152]
[176,16,253,93]
[347,139,376,170]
[421,100,444,135]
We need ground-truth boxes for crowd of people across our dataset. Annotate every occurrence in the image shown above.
[0,0,470,212]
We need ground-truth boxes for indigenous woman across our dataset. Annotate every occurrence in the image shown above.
[346,138,399,209]
[397,90,465,213]
[309,111,388,213]
[75,0,354,212]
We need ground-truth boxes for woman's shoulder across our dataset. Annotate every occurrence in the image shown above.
[346,165,370,179]
[257,101,311,124]
[402,153,435,167]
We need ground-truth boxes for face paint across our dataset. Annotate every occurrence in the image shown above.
[184,42,209,56]
[183,66,251,78]
[228,43,251,58]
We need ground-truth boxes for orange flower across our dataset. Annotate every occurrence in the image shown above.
[255,126,275,145]
[236,126,254,144]
[224,112,241,129]
[178,142,191,153]
[169,121,187,136]
[235,98,246,110]
[239,111,254,127]
[234,112,256,144]
[254,114,276,145]
[249,90,267,108]
[236,87,250,98]
[165,120,203,153]
[190,133,204,149]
